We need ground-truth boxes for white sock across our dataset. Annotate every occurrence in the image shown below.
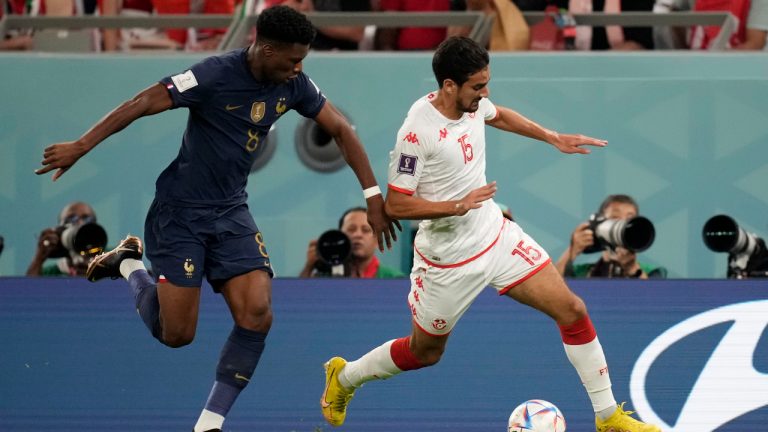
[562,337,617,417]
[119,258,146,280]
[193,409,224,432]
[597,404,619,420]
[339,339,402,388]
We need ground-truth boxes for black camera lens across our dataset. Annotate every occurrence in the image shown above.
[702,214,768,278]
[316,229,351,265]
[49,222,108,258]
[63,222,107,255]
[621,216,656,252]
[702,214,740,253]
[587,215,656,253]
[702,214,761,256]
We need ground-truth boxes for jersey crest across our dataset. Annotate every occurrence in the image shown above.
[276,97,287,116]
[250,102,265,123]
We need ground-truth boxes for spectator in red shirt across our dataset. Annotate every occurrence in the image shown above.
[376,0,453,50]
[0,0,33,50]
[153,0,236,50]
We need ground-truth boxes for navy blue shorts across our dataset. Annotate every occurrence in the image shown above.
[144,199,273,289]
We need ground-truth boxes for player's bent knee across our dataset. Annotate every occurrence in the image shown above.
[234,305,273,333]
[162,328,196,348]
[569,295,588,316]
[163,335,195,348]
[555,294,588,324]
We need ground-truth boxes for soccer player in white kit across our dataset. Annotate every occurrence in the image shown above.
[321,37,660,432]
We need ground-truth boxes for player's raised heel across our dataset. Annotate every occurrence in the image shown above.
[86,235,144,282]
[321,357,356,427]
[595,402,661,432]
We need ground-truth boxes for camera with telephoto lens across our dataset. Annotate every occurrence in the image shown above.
[702,214,768,278]
[583,213,656,254]
[48,220,108,259]
[314,229,351,277]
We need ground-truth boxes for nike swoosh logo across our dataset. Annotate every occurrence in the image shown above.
[234,373,250,382]
[225,104,243,111]
[321,368,335,409]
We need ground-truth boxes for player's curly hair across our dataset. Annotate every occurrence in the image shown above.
[256,5,316,45]
[432,36,489,88]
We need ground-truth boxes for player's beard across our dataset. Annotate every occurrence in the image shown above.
[461,98,482,113]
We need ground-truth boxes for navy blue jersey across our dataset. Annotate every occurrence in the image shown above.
[157,48,326,206]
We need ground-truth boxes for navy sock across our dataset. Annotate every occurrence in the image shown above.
[127,270,162,341]
[204,325,267,417]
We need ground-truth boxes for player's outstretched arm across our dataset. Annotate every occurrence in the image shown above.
[36,83,173,181]
[313,101,401,251]
[486,105,607,154]
[385,182,497,221]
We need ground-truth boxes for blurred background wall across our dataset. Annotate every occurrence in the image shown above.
[1,52,767,278]
[2,278,767,431]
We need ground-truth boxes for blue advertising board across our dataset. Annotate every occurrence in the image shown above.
[1,277,766,431]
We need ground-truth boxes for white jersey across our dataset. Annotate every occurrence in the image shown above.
[387,92,505,266]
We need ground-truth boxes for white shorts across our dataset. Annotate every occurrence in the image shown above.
[407,220,551,336]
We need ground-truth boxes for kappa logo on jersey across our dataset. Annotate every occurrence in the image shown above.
[403,132,420,145]
[250,102,265,123]
[415,276,424,290]
[170,70,198,93]
[438,128,448,141]
[397,154,417,175]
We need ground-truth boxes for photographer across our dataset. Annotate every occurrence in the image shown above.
[702,214,768,278]
[555,194,664,279]
[26,201,107,277]
[300,207,404,278]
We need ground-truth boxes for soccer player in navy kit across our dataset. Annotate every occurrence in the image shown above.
[35,6,399,432]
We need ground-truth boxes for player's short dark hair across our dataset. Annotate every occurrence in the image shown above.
[598,194,639,215]
[338,207,367,229]
[256,5,316,45]
[432,36,489,88]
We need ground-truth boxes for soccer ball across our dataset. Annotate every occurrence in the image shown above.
[508,399,566,432]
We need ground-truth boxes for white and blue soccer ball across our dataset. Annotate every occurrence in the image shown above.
[508,399,566,432]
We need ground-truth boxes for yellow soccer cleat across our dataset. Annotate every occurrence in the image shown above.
[596,402,661,432]
[321,357,356,427]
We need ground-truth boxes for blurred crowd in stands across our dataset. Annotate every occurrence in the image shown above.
[2,0,766,52]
